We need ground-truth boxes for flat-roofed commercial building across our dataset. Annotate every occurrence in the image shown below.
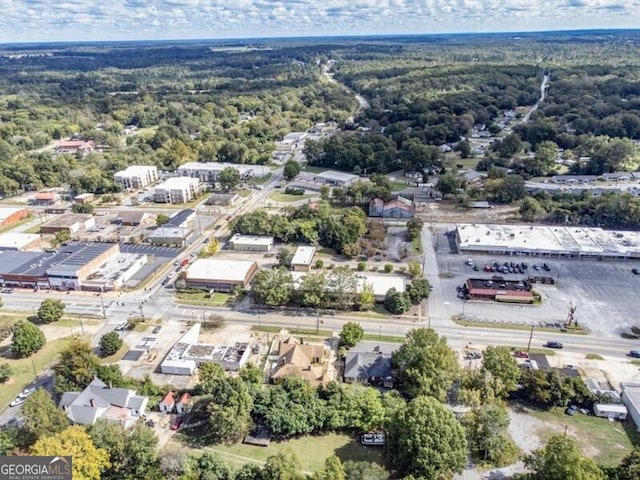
[114,166,159,190]
[229,234,274,252]
[0,206,30,229]
[456,223,640,259]
[177,162,270,183]
[185,259,257,292]
[0,233,40,251]
[40,213,95,235]
[291,246,316,272]
[153,177,200,204]
[291,272,405,301]
[315,170,360,187]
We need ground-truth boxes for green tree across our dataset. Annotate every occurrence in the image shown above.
[329,266,358,310]
[481,346,521,398]
[89,420,162,480]
[407,278,430,303]
[207,237,220,255]
[312,455,346,480]
[384,263,393,273]
[20,388,68,441]
[299,272,328,308]
[0,363,11,383]
[186,452,233,480]
[407,260,422,279]
[156,214,170,226]
[218,166,241,191]
[37,299,65,324]
[495,174,526,203]
[277,247,293,268]
[54,230,71,243]
[31,426,110,480]
[99,331,123,357]
[524,435,605,480]
[206,375,254,443]
[251,267,293,306]
[617,447,640,480]
[53,338,101,393]
[384,288,410,314]
[385,395,466,479]
[339,322,364,348]
[463,401,518,466]
[497,133,522,158]
[343,461,389,480]
[435,172,460,198]
[11,320,46,358]
[262,449,305,480]
[392,328,459,400]
[320,185,330,201]
[283,160,301,180]
[520,196,544,222]
[72,202,95,214]
[356,281,375,311]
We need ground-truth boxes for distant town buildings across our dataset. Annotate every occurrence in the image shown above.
[114,165,159,190]
[177,162,270,184]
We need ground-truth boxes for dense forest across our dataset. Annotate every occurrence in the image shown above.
[2,32,640,201]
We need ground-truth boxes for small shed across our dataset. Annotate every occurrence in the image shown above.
[159,391,176,414]
[594,403,628,420]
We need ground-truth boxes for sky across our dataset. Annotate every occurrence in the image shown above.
[0,0,639,43]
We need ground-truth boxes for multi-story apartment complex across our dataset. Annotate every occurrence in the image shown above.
[114,165,159,190]
[152,177,200,204]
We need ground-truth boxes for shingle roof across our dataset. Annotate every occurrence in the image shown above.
[344,352,392,381]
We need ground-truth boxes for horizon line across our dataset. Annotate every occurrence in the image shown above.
[1,27,639,48]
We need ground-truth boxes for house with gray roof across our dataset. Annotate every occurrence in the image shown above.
[59,377,148,428]
[343,345,394,387]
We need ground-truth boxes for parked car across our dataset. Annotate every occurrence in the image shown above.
[632,268,640,275]
[565,405,578,416]
[629,350,640,358]
[514,350,529,358]
[115,321,128,331]
[533,264,540,271]
[170,418,184,431]
[544,341,564,349]
[19,387,36,399]
[152,326,161,334]
[9,397,26,407]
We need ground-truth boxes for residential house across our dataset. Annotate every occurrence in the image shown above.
[55,140,96,156]
[59,377,148,429]
[383,198,415,218]
[176,392,192,414]
[343,347,393,387]
[270,337,327,386]
[159,391,176,413]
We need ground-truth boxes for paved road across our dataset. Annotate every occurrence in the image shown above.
[522,73,549,124]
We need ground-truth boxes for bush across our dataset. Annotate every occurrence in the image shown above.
[384,263,393,273]
[357,262,366,271]
[284,187,304,195]
[384,288,411,315]
[315,259,324,269]
[0,363,11,383]
[99,331,123,357]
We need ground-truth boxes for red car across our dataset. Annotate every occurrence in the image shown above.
[170,418,183,431]
[514,350,529,358]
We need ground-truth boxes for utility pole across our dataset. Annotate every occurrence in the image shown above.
[316,308,320,334]
[527,324,534,352]
[99,294,106,319]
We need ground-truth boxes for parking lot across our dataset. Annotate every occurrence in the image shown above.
[432,227,640,338]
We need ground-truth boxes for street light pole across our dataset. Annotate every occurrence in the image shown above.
[527,324,534,352]
[99,294,106,319]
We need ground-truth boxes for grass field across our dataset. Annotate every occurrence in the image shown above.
[527,406,639,467]
[99,345,130,364]
[171,432,385,473]
[237,189,253,198]
[249,173,272,185]
[175,291,232,306]
[452,316,587,335]
[268,192,313,203]
[0,337,71,408]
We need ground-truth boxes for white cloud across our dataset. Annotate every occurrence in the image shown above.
[0,0,638,42]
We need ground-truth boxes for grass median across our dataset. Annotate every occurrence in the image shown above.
[452,316,588,335]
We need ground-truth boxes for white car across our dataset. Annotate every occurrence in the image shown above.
[19,387,36,399]
[10,397,26,407]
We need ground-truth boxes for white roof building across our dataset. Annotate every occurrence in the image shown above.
[456,223,640,259]
[0,233,40,251]
[315,170,360,186]
[291,246,316,271]
[229,234,274,251]
[185,258,258,291]
[153,177,200,204]
[177,162,270,183]
[621,383,640,430]
[290,272,405,300]
[114,165,159,189]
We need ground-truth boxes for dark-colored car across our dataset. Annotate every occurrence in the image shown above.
[632,268,640,275]
[629,350,640,358]
[152,326,161,334]
[544,341,564,349]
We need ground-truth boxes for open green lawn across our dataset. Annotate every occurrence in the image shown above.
[268,192,313,203]
[452,316,587,335]
[526,406,639,467]
[249,173,272,185]
[171,432,385,473]
[175,291,232,306]
[99,345,130,364]
[388,180,409,191]
[301,165,327,173]
[237,189,253,198]
[0,337,72,408]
